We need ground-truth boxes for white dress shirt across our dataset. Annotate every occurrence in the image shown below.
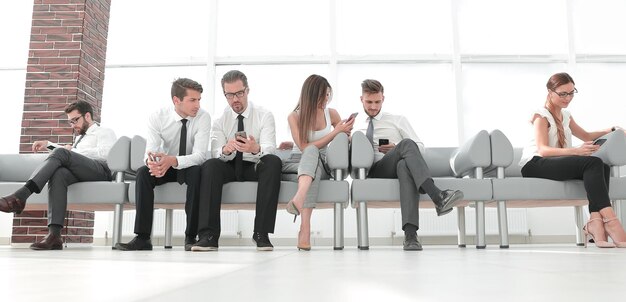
[212,102,276,163]
[354,111,424,161]
[72,123,117,162]
[145,106,211,169]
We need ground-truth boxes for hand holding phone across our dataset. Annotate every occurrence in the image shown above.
[347,112,358,121]
[235,131,247,142]
[593,138,607,146]
[378,139,389,146]
[46,142,62,151]
[148,153,160,162]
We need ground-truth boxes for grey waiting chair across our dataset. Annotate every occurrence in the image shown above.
[350,130,493,250]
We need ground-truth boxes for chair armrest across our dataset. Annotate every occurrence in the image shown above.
[450,130,491,177]
[0,154,47,182]
[130,135,148,172]
[592,130,626,166]
[106,136,131,173]
[350,131,374,176]
[327,132,349,179]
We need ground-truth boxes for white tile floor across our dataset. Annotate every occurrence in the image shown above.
[1,244,625,302]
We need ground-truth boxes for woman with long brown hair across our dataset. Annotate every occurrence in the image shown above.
[519,72,626,248]
[282,74,353,250]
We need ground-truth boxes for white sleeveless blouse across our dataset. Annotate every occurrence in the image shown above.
[519,108,572,166]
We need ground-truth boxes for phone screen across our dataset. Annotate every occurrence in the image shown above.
[348,112,358,121]
[235,131,247,142]
[594,139,607,146]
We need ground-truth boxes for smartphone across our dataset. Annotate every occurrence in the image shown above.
[235,131,247,142]
[593,138,607,146]
[148,153,160,162]
[378,139,389,146]
[347,112,358,121]
[46,142,61,151]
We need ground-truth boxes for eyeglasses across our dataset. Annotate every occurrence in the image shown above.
[552,88,578,98]
[224,88,247,100]
[68,115,84,125]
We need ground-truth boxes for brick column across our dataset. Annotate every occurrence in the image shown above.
[13,0,111,245]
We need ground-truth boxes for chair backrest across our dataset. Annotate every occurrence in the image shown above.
[327,132,350,179]
[505,148,524,177]
[591,130,626,166]
[489,129,514,169]
[0,154,47,182]
[450,130,491,177]
[424,148,457,177]
[106,136,132,173]
[130,135,148,172]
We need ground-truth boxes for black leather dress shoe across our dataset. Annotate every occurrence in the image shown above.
[403,233,423,251]
[191,235,218,251]
[30,234,63,250]
[0,194,26,214]
[184,236,197,251]
[115,236,153,251]
[252,232,274,251]
[436,190,464,216]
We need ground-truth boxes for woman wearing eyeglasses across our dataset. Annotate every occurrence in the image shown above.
[519,72,626,248]
[282,74,354,251]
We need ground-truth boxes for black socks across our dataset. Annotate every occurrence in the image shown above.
[49,224,63,236]
[14,186,33,203]
[403,223,418,235]
[421,178,443,203]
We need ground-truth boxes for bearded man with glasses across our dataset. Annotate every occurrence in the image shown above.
[0,101,117,250]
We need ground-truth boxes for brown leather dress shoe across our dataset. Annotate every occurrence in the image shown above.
[30,234,63,250]
[0,194,26,214]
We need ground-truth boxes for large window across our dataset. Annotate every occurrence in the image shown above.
[101,0,626,150]
[106,0,211,65]
[216,0,330,57]
[573,0,626,54]
[0,1,33,154]
[336,0,452,56]
[461,63,567,146]
[458,0,568,55]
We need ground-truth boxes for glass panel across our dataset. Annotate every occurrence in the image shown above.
[0,1,32,67]
[214,65,329,144]
[458,0,568,55]
[107,0,210,64]
[216,0,330,57]
[570,64,626,137]
[461,63,567,147]
[336,0,452,55]
[0,70,27,154]
[336,64,457,147]
[573,0,626,54]
[101,66,208,139]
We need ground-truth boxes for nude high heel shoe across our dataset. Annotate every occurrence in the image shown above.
[583,218,615,248]
[297,231,311,251]
[286,200,300,223]
[603,217,626,248]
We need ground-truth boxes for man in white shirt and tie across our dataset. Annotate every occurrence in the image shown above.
[116,78,211,251]
[0,101,117,250]
[192,70,282,252]
[354,79,464,251]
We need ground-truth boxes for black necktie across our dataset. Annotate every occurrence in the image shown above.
[73,134,85,148]
[366,117,374,145]
[177,119,188,184]
[235,114,244,181]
